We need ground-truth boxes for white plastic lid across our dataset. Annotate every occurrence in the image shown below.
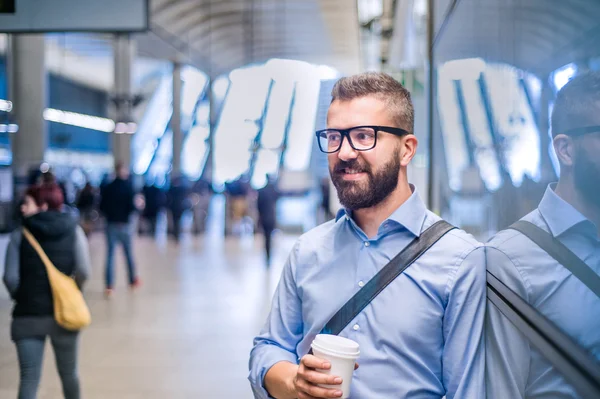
[312,334,360,357]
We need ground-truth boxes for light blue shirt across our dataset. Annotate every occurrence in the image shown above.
[486,184,600,398]
[249,188,486,398]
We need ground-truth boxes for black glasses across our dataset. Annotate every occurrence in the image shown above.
[563,126,600,136]
[315,125,411,153]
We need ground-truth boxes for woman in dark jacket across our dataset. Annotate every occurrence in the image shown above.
[2,183,91,399]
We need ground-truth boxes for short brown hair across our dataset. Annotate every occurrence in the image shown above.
[551,71,600,137]
[331,72,414,132]
[26,183,64,211]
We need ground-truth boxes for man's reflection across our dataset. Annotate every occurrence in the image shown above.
[486,72,600,398]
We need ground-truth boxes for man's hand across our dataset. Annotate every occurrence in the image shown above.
[292,354,345,399]
[265,357,359,399]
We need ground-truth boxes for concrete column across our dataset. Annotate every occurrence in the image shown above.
[171,63,183,177]
[8,34,47,194]
[112,33,135,169]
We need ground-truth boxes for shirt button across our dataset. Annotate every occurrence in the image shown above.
[353,324,360,331]
[345,216,350,221]
[364,242,370,247]
[358,281,365,287]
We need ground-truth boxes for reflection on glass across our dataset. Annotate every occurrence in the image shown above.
[552,63,577,92]
[483,64,541,186]
[486,71,600,399]
[437,59,541,192]
[486,299,588,398]
[460,78,501,191]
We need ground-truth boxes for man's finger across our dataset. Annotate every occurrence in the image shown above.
[301,354,331,370]
[299,369,343,386]
[354,362,359,370]
[296,377,343,399]
[297,391,320,399]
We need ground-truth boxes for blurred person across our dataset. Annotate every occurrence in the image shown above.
[191,178,213,235]
[99,162,140,298]
[225,175,251,235]
[3,183,91,399]
[167,176,191,242]
[486,72,600,398]
[256,174,280,265]
[141,182,165,236]
[249,72,485,398]
[76,182,97,236]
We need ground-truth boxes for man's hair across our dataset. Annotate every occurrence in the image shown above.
[26,183,64,211]
[551,71,600,137]
[331,72,414,132]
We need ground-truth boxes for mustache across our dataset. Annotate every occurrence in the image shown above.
[333,160,369,174]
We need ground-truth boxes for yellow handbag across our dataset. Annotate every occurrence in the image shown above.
[22,228,91,331]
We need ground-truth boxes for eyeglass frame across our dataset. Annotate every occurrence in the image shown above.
[315,125,412,153]
[562,125,600,137]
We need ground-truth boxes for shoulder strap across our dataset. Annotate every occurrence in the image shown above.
[22,228,57,275]
[509,220,600,299]
[320,220,456,335]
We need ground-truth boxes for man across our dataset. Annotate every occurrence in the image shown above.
[167,175,191,242]
[486,72,600,398]
[257,174,280,265]
[249,72,486,398]
[99,161,140,297]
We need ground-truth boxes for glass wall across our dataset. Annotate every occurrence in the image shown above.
[432,1,600,397]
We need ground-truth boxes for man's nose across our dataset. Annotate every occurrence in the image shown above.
[337,136,358,162]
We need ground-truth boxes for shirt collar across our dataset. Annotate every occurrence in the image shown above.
[335,184,428,237]
[538,183,591,237]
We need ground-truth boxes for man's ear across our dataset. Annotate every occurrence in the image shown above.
[400,135,418,167]
[553,134,575,168]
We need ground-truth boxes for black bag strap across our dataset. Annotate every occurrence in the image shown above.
[319,220,456,336]
[510,220,600,299]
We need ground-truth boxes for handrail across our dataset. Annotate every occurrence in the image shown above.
[487,271,600,398]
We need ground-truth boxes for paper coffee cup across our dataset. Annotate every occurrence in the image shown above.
[310,334,360,398]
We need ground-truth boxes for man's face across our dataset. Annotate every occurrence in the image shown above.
[327,96,405,210]
[573,133,600,207]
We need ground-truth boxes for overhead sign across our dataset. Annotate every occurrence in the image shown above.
[0,0,16,14]
[0,0,148,32]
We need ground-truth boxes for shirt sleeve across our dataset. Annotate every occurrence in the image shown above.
[72,225,92,290]
[442,245,486,399]
[3,230,22,299]
[248,242,304,399]
[485,246,531,399]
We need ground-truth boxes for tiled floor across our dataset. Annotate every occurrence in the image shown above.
[0,216,296,398]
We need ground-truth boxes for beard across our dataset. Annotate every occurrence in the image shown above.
[330,150,401,210]
[573,145,600,208]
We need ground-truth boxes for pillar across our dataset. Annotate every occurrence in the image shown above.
[171,63,183,178]
[8,34,47,195]
[112,33,135,169]
[426,0,437,211]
